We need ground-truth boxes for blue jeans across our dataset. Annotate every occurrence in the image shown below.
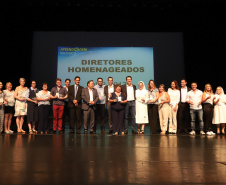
[124,101,136,131]
[190,109,204,131]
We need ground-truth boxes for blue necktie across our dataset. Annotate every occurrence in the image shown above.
[74,85,78,99]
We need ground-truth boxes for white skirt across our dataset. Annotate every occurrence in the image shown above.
[135,100,149,124]
[212,104,226,124]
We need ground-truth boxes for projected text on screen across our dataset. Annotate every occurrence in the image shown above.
[57,47,154,87]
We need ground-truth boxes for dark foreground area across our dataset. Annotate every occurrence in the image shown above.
[0,128,226,185]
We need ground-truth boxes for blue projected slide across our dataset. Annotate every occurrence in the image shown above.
[57,47,154,87]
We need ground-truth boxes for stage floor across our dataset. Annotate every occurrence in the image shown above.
[0,129,226,185]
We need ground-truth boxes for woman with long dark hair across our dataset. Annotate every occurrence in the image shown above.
[147,80,159,134]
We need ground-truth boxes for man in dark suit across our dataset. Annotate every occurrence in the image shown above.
[121,76,137,134]
[68,76,83,134]
[82,80,99,134]
[177,78,191,133]
[104,77,116,134]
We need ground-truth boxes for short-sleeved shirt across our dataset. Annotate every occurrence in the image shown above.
[37,90,51,106]
[110,92,126,111]
[186,89,203,110]
[51,86,68,105]
[148,88,159,104]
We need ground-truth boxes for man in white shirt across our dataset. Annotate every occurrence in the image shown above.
[94,78,106,134]
[186,82,205,135]
[121,76,137,134]
[178,78,191,133]
[104,77,115,134]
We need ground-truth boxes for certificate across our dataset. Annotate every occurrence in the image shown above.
[117,97,122,102]
[149,95,154,101]
[56,93,59,98]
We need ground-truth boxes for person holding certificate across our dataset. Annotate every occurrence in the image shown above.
[167,80,180,134]
[36,83,51,134]
[3,82,15,134]
[158,84,171,135]
[0,81,4,134]
[109,84,127,135]
[94,78,106,134]
[25,80,39,133]
[50,78,68,134]
[202,84,215,135]
[14,78,28,133]
[135,81,149,134]
[147,80,159,134]
[186,82,204,135]
[212,86,226,134]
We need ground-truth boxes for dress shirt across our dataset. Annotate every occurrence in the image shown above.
[108,85,114,100]
[74,85,78,99]
[94,85,105,104]
[127,84,135,101]
[186,89,203,110]
[88,88,94,101]
[181,86,188,103]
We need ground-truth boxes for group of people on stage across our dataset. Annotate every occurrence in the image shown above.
[0,76,226,136]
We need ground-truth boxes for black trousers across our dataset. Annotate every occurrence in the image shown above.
[95,104,105,130]
[148,104,159,134]
[177,102,190,131]
[62,101,69,130]
[38,105,50,132]
[111,108,124,133]
[203,103,213,131]
[69,107,82,132]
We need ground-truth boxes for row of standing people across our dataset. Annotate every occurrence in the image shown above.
[0,77,226,135]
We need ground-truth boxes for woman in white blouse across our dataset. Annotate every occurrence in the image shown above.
[202,84,215,135]
[212,87,226,134]
[3,82,15,134]
[135,81,149,134]
[36,83,51,134]
[167,80,180,134]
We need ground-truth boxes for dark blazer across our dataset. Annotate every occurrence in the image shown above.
[179,86,191,102]
[68,85,83,109]
[121,84,136,99]
[81,87,99,110]
[104,85,116,103]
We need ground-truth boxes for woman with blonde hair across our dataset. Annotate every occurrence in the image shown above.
[202,83,215,135]
[212,86,226,134]
[14,78,28,133]
[3,82,15,134]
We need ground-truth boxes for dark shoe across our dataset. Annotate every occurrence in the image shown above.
[69,129,75,134]
[90,131,96,134]
[59,131,63,134]
[108,129,113,134]
[50,130,56,134]
[84,130,88,134]
[101,129,106,134]
[132,130,138,134]
[124,129,128,134]
[76,130,81,134]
